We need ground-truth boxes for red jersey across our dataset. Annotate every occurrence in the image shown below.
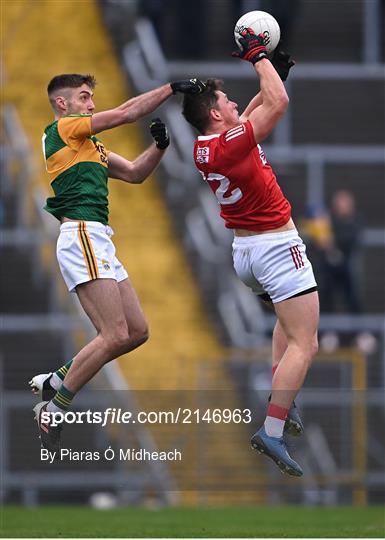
[194,120,291,231]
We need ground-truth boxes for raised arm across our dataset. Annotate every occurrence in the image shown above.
[240,44,294,122]
[107,118,170,184]
[91,79,206,135]
[247,59,289,142]
[234,31,294,138]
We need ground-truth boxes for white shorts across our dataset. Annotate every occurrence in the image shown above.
[232,229,317,303]
[57,221,129,292]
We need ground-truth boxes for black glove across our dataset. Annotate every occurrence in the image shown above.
[170,78,206,95]
[150,118,169,150]
[270,43,295,81]
[232,28,268,64]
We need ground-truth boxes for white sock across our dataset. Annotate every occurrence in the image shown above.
[46,400,64,413]
[264,416,285,438]
[50,373,63,390]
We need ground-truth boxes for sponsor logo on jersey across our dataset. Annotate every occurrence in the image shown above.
[197,146,210,163]
[95,140,108,165]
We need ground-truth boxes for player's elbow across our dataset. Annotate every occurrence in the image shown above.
[125,166,144,184]
[123,175,143,184]
[269,95,288,123]
[114,163,142,183]
[275,92,289,113]
[130,176,145,184]
[281,93,290,110]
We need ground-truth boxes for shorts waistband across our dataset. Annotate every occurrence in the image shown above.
[232,228,299,246]
[60,221,114,236]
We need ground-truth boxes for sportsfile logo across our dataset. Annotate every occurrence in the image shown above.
[41,409,135,428]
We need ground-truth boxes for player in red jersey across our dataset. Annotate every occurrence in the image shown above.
[182,30,319,476]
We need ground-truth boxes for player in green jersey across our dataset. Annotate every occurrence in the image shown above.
[31,73,206,452]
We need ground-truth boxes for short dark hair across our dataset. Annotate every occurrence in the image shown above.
[182,78,224,134]
[47,74,96,95]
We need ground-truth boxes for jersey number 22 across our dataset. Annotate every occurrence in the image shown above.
[202,172,243,205]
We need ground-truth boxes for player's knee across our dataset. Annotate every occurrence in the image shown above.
[310,336,319,359]
[131,322,149,349]
[140,324,149,344]
[106,323,130,355]
[116,322,149,355]
[289,335,318,364]
[304,336,319,366]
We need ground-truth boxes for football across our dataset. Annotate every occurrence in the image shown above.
[234,10,281,54]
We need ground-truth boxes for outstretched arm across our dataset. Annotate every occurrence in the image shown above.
[92,84,172,134]
[91,79,205,134]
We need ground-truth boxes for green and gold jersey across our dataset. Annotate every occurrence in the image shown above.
[42,114,110,224]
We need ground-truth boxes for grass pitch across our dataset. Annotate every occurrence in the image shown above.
[1,505,384,538]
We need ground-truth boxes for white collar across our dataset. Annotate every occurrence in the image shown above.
[197,133,220,140]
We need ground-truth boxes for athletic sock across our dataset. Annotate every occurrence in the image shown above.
[54,359,73,385]
[47,384,75,412]
[264,403,289,438]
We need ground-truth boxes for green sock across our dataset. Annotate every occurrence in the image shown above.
[55,359,73,381]
[51,384,75,411]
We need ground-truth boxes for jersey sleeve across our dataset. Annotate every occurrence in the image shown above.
[57,115,92,150]
[216,121,257,164]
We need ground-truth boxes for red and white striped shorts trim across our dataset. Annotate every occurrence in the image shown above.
[290,245,304,269]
